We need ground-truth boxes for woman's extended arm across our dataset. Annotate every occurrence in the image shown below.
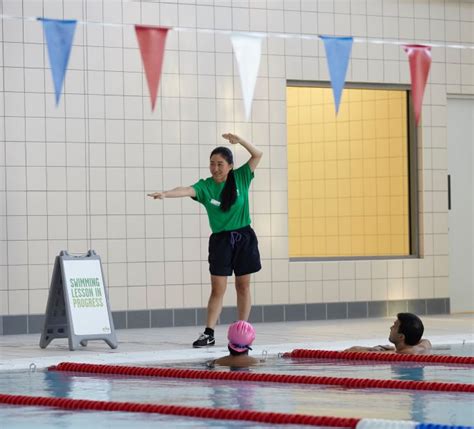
[222,133,263,172]
[147,186,196,199]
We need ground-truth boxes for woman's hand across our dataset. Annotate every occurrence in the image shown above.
[147,192,166,200]
[222,133,240,145]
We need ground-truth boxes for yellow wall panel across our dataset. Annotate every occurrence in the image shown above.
[301,236,314,255]
[313,217,326,235]
[326,217,339,235]
[339,217,352,234]
[364,197,377,216]
[339,236,352,255]
[325,180,338,197]
[351,236,365,254]
[337,140,350,158]
[313,199,326,217]
[338,198,352,216]
[287,86,410,258]
[351,197,364,216]
[376,139,390,157]
[324,141,338,160]
[301,199,313,217]
[349,121,363,139]
[326,237,340,255]
[365,235,378,254]
[350,159,364,178]
[301,217,313,234]
[300,162,313,181]
[314,237,326,254]
[338,179,351,198]
[312,180,326,198]
[337,160,351,179]
[364,216,378,235]
[325,160,338,179]
[325,199,339,217]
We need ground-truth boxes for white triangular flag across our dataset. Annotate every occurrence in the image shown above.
[231,34,263,121]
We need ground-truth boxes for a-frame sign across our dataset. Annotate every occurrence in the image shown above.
[40,250,118,351]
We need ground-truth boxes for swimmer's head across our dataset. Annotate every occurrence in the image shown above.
[227,320,256,353]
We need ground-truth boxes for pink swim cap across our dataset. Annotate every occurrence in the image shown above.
[227,320,256,353]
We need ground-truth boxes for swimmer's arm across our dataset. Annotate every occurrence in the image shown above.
[419,339,432,351]
[344,345,395,352]
[206,359,216,368]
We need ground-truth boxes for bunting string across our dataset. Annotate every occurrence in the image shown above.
[1,13,474,50]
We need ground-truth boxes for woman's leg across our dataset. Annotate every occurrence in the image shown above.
[206,275,228,329]
[235,274,251,321]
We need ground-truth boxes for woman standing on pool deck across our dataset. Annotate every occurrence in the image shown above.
[148,133,263,348]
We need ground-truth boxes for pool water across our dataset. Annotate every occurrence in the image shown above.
[0,345,473,429]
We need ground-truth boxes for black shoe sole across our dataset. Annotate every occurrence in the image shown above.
[192,342,215,348]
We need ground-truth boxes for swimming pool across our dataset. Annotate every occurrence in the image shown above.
[0,348,473,428]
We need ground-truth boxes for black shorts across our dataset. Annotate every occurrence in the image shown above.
[208,225,261,276]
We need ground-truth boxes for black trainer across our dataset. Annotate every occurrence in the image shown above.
[192,332,215,348]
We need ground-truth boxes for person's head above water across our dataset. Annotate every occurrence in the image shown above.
[390,312,424,346]
[227,320,256,354]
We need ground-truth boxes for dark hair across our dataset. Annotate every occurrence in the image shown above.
[228,345,248,356]
[397,312,424,345]
[210,146,236,212]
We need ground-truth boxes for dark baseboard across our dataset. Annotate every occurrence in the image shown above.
[0,298,450,335]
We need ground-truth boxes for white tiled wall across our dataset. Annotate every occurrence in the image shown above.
[1,0,473,316]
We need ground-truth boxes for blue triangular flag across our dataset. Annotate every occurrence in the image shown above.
[38,18,77,105]
[320,35,353,114]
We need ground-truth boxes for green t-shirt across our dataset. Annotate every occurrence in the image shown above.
[192,163,254,233]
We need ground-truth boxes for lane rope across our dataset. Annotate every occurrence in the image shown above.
[283,350,474,365]
[1,394,471,429]
[49,362,474,393]
[0,393,358,427]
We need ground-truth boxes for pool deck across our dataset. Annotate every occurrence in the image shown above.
[0,314,473,372]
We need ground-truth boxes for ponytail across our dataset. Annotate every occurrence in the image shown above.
[220,169,237,212]
[210,146,237,212]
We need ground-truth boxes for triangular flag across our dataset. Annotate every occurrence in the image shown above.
[403,44,432,125]
[135,25,169,111]
[38,18,77,105]
[231,34,263,121]
[320,35,353,114]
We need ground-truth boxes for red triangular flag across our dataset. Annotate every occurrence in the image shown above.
[135,25,169,111]
[403,44,432,125]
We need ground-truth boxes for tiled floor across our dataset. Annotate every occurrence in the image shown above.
[0,314,472,371]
